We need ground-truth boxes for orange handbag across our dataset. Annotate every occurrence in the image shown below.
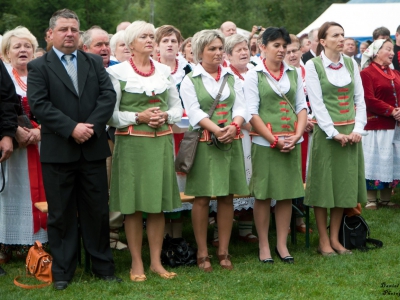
[14,240,53,289]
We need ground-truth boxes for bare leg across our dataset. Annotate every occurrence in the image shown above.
[125,212,144,275]
[253,199,271,260]
[275,199,292,257]
[314,207,335,253]
[329,207,346,251]
[147,212,171,274]
[217,195,234,266]
[192,197,211,268]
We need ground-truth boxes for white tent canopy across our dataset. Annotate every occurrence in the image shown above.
[297,3,400,42]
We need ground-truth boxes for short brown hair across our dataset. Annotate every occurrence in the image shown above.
[155,25,183,45]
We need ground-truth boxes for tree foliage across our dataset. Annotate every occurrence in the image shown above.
[1,0,347,45]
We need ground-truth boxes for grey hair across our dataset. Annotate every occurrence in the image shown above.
[191,30,225,64]
[110,30,125,55]
[308,28,318,41]
[82,26,108,48]
[224,34,248,56]
[49,9,80,29]
[124,21,155,51]
[1,26,38,63]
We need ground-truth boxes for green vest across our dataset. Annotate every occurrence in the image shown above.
[311,56,355,125]
[115,81,172,137]
[188,73,236,141]
[251,69,298,136]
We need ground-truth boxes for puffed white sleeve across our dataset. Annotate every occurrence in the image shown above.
[243,69,260,118]
[305,60,339,139]
[352,59,367,135]
[107,74,138,128]
[232,76,250,122]
[295,68,308,113]
[180,75,209,128]
[165,76,183,124]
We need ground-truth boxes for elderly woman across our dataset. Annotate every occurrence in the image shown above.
[243,27,307,264]
[360,39,400,209]
[180,30,249,272]
[304,22,367,256]
[110,30,131,63]
[107,21,182,281]
[284,34,313,234]
[0,26,47,264]
[208,34,258,245]
[155,25,192,239]
[180,37,195,66]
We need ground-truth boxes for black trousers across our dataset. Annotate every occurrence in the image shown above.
[42,157,114,281]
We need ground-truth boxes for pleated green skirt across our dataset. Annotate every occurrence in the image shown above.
[185,139,249,197]
[109,134,181,214]
[250,143,304,200]
[304,124,367,208]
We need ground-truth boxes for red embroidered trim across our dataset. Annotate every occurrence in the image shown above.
[340,109,350,114]
[216,111,228,115]
[216,104,227,109]
[338,95,349,100]
[281,124,291,129]
[339,102,349,106]
[279,101,287,105]
[338,88,349,92]
[218,119,227,124]
[281,117,291,121]
[149,99,161,103]
[280,108,289,112]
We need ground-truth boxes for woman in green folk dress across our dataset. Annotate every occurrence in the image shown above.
[243,27,307,264]
[107,21,183,281]
[180,30,249,272]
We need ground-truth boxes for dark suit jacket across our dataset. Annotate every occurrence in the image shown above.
[302,50,315,64]
[27,49,116,163]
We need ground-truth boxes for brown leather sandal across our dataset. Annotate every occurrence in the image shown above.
[197,255,213,273]
[217,252,233,270]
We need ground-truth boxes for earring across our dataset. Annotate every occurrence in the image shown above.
[157,52,160,57]
[176,53,179,57]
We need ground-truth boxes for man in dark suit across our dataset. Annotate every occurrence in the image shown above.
[302,28,319,64]
[27,9,120,290]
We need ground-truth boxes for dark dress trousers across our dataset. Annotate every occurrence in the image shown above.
[27,50,116,281]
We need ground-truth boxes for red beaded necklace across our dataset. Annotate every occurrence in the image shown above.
[229,65,246,81]
[158,58,179,75]
[129,57,155,77]
[200,63,221,81]
[328,63,343,70]
[12,68,27,92]
[263,58,284,81]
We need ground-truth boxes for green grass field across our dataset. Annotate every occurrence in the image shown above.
[1,193,400,300]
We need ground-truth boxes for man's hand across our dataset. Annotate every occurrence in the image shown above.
[0,136,13,162]
[72,123,94,144]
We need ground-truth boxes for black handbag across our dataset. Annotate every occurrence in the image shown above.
[161,234,197,267]
[338,215,383,251]
[175,74,229,174]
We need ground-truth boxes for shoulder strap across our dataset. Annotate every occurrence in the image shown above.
[267,75,297,116]
[14,275,51,289]
[207,74,229,118]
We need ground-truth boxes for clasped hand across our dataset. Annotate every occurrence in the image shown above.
[333,132,362,147]
[15,126,41,148]
[72,123,94,144]
[214,125,237,144]
[140,107,167,129]
[277,135,300,153]
[392,108,400,121]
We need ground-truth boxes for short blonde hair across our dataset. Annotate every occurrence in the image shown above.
[110,30,125,55]
[224,34,248,56]
[1,26,38,63]
[191,30,224,64]
[124,21,155,52]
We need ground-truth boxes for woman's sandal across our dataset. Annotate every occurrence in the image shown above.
[150,267,177,279]
[130,270,147,282]
[296,223,313,234]
[197,256,213,273]
[238,233,259,243]
[217,252,233,270]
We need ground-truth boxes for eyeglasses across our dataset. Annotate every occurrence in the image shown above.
[286,48,300,55]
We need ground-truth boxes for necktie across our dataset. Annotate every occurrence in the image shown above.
[63,54,79,94]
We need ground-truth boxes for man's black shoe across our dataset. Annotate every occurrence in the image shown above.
[53,281,69,290]
[0,266,6,276]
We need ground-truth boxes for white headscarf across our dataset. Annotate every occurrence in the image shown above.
[360,39,386,70]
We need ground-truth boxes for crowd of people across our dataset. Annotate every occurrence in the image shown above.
[0,7,399,290]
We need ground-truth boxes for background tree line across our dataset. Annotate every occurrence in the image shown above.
[1,0,347,47]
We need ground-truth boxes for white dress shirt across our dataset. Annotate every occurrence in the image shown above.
[107,60,182,128]
[243,60,307,146]
[305,51,367,139]
[180,64,249,129]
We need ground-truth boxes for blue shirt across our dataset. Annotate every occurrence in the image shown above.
[52,46,78,70]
